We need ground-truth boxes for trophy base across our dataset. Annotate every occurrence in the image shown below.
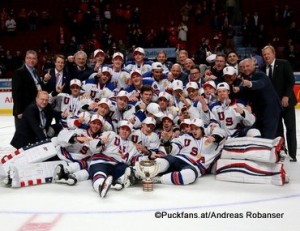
[142,180,153,192]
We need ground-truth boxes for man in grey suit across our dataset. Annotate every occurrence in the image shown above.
[262,45,297,162]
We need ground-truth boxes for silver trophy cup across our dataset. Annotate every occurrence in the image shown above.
[135,160,160,192]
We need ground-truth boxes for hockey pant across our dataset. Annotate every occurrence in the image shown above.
[155,156,199,185]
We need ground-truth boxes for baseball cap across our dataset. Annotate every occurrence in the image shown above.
[133,47,145,55]
[98,98,111,107]
[186,82,199,90]
[206,54,216,63]
[90,114,104,125]
[223,66,237,76]
[112,52,124,60]
[158,91,171,101]
[118,120,133,131]
[203,80,216,89]
[130,69,142,78]
[70,79,82,87]
[117,90,129,100]
[101,66,112,75]
[162,113,174,123]
[217,82,230,91]
[151,62,163,70]
[146,103,164,118]
[180,119,191,127]
[142,117,156,126]
[94,49,105,58]
[172,80,183,91]
[190,118,204,128]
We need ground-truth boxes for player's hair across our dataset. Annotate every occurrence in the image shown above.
[140,85,153,94]
[54,54,65,62]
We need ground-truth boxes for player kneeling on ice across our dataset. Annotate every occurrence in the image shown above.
[215,136,289,185]
[89,120,141,198]
[53,114,106,186]
[142,118,226,185]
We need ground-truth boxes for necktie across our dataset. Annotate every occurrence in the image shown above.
[268,65,273,78]
[56,73,62,87]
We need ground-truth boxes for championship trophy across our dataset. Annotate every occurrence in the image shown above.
[135,160,160,192]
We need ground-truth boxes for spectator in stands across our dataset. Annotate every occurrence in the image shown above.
[5,15,16,36]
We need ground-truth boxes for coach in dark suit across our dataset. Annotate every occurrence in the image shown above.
[43,54,70,95]
[262,45,297,161]
[234,58,282,139]
[12,50,44,130]
[10,91,59,149]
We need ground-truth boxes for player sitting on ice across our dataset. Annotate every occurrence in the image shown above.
[89,120,141,198]
[53,114,106,186]
[144,118,226,185]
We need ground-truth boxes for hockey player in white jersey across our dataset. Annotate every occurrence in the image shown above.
[207,82,256,137]
[124,47,152,74]
[148,118,226,185]
[53,114,105,185]
[110,52,131,90]
[130,117,162,158]
[89,120,140,198]
[82,66,116,100]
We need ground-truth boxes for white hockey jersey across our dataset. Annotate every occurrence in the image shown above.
[130,129,160,155]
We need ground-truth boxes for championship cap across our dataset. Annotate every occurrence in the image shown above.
[94,49,105,58]
[162,113,174,123]
[186,81,199,90]
[112,52,124,60]
[101,66,112,75]
[203,80,216,89]
[158,91,171,101]
[133,47,145,55]
[217,82,230,91]
[90,114,104,125]
[180,119,191,127]
[223,66,237,76]
[151,62,163,70]
[117,90,130,100]
[130,69,142,77]
[98,98,111,107]
[70,79,82,87]
[142,117,156,126]
[206,54,216,63]
[146,103,164,118]
[172,80,183,91]
[118,120,133,131]
[190,118,204,128]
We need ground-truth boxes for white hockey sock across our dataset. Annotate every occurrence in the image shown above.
[160,169,197,185]
[65,162,81,174]
[155,158,170,174]
[92,172,107,193]
[73,169,89,182]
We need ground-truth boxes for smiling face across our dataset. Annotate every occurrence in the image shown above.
[119,126,131,140]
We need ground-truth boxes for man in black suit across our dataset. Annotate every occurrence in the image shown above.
[43,54,70,94]
[262,45,297,162]
[233,58,282,139]
[12,50,44,131]
[10,91,59,149]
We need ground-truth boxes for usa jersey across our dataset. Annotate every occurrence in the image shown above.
[125,61,152,74]
[54,128,101,169]
[109,101,132,131]
[111,69,130,90]
[90,131,138,166]
[170,133,224,176]
[82,79,116,100]
[130,129,160,155]
[209,99,255,137]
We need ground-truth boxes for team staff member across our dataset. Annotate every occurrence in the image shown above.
[233,58,281,139]
[10,91,59,149]
[12,50,44,131]
[262,45,297,162]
